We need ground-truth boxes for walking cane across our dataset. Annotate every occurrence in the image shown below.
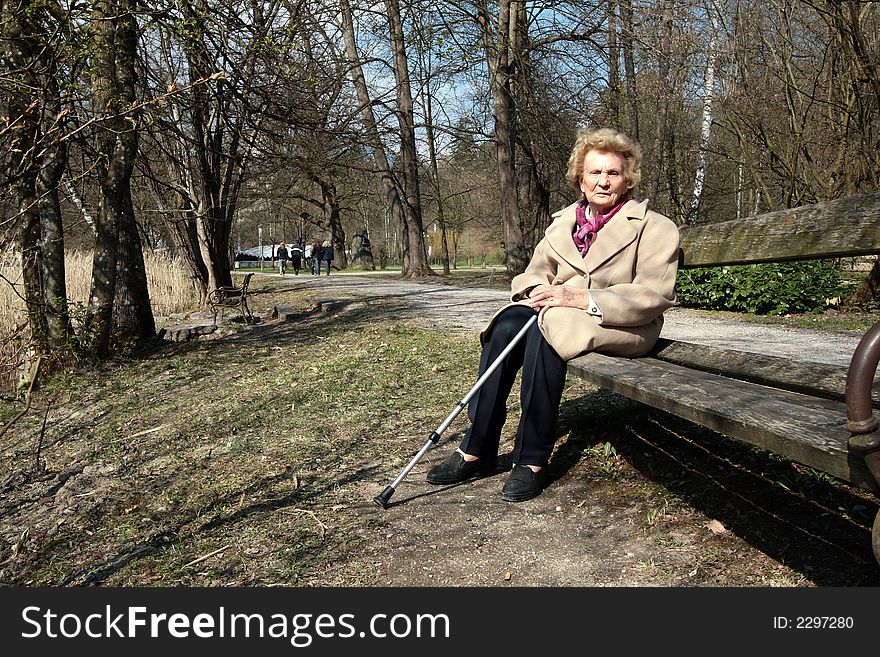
[373,313,538,509]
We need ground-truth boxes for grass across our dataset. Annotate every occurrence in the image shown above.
[0,287,492,585]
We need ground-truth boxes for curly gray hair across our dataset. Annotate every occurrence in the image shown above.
[565,127,642,194]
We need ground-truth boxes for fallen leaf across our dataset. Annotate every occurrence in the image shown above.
[706,519,727,535]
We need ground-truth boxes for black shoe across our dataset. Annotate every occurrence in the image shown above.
[500,464,546,502]
[426,452,497,485]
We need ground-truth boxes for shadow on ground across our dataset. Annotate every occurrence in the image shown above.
[551,391,880,586]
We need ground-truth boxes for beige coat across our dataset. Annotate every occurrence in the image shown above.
[483,198,680,361]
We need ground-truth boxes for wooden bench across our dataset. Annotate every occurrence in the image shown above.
[567,191,880,565]
[207,272,254,325]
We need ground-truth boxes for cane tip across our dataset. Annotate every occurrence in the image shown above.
[373,486,395,509]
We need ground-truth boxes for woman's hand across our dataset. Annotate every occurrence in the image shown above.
[527,284,589,310]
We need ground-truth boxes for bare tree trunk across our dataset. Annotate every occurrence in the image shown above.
[86,0,125,356]
[142,160,209,305]
[687,4,720,226]
[21,167,48,350]
[185,1,233,293]
[144,2,280,298]
[111,1,154,342]
[385,0,433,277]
[478,0,529,278]
[607,0,621,126]
[514,1,552,249]
[114,195,155,341]
[423,86,451,274]
[37,96,72,347]
[619,0,640,141]
[339,0,409,269]
[645,0,674,204]
[2,0,49,350]
[845,259,879,306]
[84,0,154,354]
[311,172,347,270]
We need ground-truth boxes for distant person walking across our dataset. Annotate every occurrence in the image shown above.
[311,240,322,275]
[321,240,334,275]
[277,243,289,276]
[290,243,303,275]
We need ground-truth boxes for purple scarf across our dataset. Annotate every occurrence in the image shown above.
[573,196,628,256]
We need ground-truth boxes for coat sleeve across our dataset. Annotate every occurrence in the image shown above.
[509,238,557,301]
[587,214,680,327]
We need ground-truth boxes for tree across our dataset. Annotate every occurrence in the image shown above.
[412,10,453,273]
[1,0,74,360]
[476,0,529,277]
[284,10,352,269]
[85,0,154,356]
[643,0,675,205]
[619,0,640,141]
[338,0,434,276]
[139,0,297,295]
[385,0,434,276]
[686,1,720,225]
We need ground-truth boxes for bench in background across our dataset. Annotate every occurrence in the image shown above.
[567,190,880,565]
[207,272,254,326]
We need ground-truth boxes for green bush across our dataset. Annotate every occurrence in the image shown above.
[675,260,845,315]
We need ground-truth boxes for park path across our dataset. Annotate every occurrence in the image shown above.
[274,271,864,366]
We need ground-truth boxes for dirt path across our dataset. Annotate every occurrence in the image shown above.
[269,273,879,587]
[275,272,864,365]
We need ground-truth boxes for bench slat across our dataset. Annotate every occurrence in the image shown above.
[651,338,880,406]
[567,353,878,493]
[679,190,880,267]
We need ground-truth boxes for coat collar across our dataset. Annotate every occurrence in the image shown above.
[546,198,648,273]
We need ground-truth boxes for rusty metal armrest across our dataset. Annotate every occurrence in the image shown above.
[845,320,880,565]
[208,287,242,306]
[846,320,880,456]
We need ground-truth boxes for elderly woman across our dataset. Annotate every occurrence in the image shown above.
[426,127,680,502]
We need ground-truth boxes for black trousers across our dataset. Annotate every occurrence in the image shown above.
[459,305,567,467]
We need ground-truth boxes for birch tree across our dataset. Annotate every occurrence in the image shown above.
[686,3,720,225]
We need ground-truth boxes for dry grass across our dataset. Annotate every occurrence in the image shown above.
[0,249,199,389]
[0,293,484,585]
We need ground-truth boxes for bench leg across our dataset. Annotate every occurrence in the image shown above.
[849,427,880,565]
[865,451,880,566]
[874,509,880,567]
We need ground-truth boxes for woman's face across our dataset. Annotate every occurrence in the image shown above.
[580,149,629,213]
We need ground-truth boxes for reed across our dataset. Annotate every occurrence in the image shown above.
[0,250,199,370]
